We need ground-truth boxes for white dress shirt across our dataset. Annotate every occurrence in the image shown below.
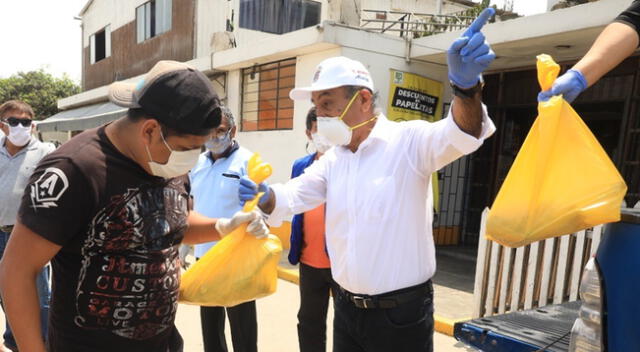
[267,106,495,295]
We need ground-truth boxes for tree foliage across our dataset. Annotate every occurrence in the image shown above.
[0,70,80,120]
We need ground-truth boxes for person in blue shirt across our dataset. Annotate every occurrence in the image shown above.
[189,106,257,352]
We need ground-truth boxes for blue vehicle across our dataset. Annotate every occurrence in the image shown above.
[454,209,640,351]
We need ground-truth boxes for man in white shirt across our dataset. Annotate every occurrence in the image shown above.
[0,100,55,352]
[239,9,496,352]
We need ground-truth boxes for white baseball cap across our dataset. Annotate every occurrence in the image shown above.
[289,56,374,100]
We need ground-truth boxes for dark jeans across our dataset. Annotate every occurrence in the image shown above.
[333,281,434,352]
[0,229,50,351]
[298,263,335,352]
[200,301,257,352]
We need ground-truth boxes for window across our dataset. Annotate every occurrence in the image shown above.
[239,0,321,35]
[90,25,111,64]
[136,0,172,43]
[241,58,296,131]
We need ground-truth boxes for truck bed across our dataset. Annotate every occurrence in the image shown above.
[454,301,581,352]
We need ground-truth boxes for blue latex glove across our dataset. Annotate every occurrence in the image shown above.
[239,176,270,206]
[448,8,496,89]
[537,69,588,103]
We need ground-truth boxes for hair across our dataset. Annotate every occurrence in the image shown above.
[305,107,317,131]
[343,85,380,113]
[219,106,236,130]
[0,100,35,119]
[126,108,183,137]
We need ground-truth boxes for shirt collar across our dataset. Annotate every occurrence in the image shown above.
[340,113,393,153]
[367,113,393,142]
[207,140,240,162]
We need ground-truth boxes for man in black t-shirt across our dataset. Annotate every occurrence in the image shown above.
[0,61,269,352]
[539,1,640,102]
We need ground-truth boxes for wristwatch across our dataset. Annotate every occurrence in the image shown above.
[451,79,484,99]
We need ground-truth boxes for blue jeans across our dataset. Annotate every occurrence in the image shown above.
[0,229,50,350]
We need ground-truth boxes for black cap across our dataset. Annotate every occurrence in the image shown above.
[108,60,221,135]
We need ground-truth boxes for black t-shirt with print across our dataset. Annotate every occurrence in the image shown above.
[18,126,190,352]
[615,1,640,41]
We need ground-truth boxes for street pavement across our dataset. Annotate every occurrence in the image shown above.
[0,279,473,351]
[176,279,474,351]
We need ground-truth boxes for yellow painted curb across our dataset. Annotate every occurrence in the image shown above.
[434,314,469,336]
[277,266,469,337]
[277,266,300,285]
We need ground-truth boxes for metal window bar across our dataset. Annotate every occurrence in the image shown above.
[241,58,296,131]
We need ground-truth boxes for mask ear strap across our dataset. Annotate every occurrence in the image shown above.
[349,115,378,131]
[159,128,173,152]
[339,90,361,122]
[145,144,155,163]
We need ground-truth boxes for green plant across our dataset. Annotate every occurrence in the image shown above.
[0,70,80,120]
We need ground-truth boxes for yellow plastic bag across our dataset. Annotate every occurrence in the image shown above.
[486,54,627,248]
[179,154,283,306]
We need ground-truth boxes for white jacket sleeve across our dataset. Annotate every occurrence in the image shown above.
[265,154,330,227]
[405,102,496,177]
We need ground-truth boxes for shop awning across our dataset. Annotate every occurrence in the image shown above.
[37,101,126,132]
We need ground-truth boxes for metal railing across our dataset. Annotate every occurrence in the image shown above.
[360,9,476,38]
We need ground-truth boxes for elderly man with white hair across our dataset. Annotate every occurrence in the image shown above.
[240,9,497,352]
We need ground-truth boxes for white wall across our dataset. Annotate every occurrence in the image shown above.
[232,47,342,184]
[195,0,231,57]
[40,131,70,145]
[490,0,560,15]
[363,0,468,14]
[82,0,148,47]
[341,47,448,115]
[196,0,329,58]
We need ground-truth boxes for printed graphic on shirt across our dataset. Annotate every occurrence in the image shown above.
[74,180,188,340]
[29,167,69,209]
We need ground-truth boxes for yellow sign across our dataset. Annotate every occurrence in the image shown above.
[387,70,444,122]
[388,70,444,212]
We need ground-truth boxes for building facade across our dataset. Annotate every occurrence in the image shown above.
[41,0,633,247]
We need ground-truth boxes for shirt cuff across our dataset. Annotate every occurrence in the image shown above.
[263,183,289,227]
[445,102,496,155]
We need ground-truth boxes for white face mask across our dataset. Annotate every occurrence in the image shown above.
[311,132,332,153]
[145,131,201,179]
[5,124,32,147]
[316,91,377,147]
[205,130,232,155]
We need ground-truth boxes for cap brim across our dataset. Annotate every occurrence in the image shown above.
[109,81,141,108]
[289,83,350,101]
[289,87,314,101]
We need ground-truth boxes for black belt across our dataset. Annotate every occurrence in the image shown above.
[337,280,432,309]
[0,225,13,233]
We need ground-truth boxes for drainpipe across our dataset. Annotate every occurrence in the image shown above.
[436,0,443,15]
[74,16,84,91]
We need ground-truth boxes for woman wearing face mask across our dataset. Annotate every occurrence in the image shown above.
[288,107,335,352]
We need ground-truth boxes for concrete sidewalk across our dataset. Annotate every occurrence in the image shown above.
[277,247,477,336]
[0,279,472,351]
[175,279,473,351]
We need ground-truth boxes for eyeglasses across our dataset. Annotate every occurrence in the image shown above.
[2,117,32,127]
[214,129,231,139]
